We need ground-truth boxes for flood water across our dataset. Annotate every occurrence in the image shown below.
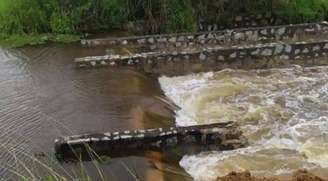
[1,42,328,181]
[159,67,328,181]
[0,44,190,180]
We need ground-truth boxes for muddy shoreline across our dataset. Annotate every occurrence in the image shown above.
[217,170,327,181]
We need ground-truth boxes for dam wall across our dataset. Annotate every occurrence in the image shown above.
[55,122,246,161]
[61,22,328,160]
[199,14,286,31]
[81,22,328,49]
[75,40,328,75]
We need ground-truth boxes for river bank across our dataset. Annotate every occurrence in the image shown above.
[0,33,80,48]
[217,170,326,181]
[1,0,328,48]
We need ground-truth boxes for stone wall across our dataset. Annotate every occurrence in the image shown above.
[75,40,328,75]
[81,22,328,49]
[123,14,285,34]
[55,122,245,161]
[199,14,286,31]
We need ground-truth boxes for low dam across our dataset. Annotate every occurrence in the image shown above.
[1,9,328,181]
[55,122,246,161]
[76,22,328,75]
[62,21,328,162]
[75,40,328,75]
[51,21,328,180]
[81,22,328,48]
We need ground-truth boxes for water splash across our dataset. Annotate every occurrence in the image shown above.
[159,66,328,181]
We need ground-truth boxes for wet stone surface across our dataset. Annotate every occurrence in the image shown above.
[55,122,247,161]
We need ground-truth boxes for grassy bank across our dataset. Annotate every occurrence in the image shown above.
[1,0,328,47]
[0,34,80,48]
[0,0,127,47]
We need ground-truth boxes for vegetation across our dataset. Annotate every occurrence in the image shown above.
[1,0,328,47]
[0,34,80,47]
[1,141,138,181]
[0,0,127,47]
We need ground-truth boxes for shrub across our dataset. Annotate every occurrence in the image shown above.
[273,0,328,23]
[0,0,129,36]
[164,0,196,33]
[50,13,75,34]
[0,0,48,34]
[1,0,328,37]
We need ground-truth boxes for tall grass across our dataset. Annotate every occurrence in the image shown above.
[0,0,128,46]
[0,0,128,35]
[273,0,328,23]
[1,0,328,46]
[0,138,140,181]
[164,0,196,33]
[0,0,48,34]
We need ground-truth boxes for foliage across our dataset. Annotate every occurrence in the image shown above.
[50,13,75,34]
[1,0,328,46]
[273,0,328,23]
[0,0,128,35]
[0,34,80,48]
[0,0,48,34]
[164,0,196,33]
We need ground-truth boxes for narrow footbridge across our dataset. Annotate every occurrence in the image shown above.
[55,122,246,161]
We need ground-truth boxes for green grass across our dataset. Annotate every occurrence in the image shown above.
[1,0,328,46]
[0,0,127,47]
[0,34,80,48]
[0,139,139,181]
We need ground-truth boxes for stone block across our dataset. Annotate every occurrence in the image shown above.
[324,43,328,49]
[137,39,146,44]
[229,52,237,59]
[251,49,260,56]
[121,40,128,45]
[148,38,155,44]
[261,49,273,56]
[158,37,167,43]
[275,44,284,54]
[177,36,185,42]
[294,49,300,55]
[285,45,292,53]
[277,27,286,36]
[169,37,177,43]
[199,53,207,60]
[313,45,321,51]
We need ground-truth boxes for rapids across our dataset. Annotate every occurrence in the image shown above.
[159,66,328,181]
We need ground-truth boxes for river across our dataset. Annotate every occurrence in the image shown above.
[1,43,328,181]
[0,44,189,180]
[159,67,328,181]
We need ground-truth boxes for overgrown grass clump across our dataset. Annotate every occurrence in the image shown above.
[1,0,328,47]
[0,0,128,34]
[273,0,328,23]
[0,0,127,47]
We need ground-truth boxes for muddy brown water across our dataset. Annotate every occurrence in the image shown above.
[160,67,328,181]
[0,44,190,180]
[2,41,328,181]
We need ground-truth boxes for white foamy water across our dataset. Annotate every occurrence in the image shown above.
[159,66,328,181]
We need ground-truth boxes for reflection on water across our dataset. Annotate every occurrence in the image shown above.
[159,66,328,181]
[0,45,181,180]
